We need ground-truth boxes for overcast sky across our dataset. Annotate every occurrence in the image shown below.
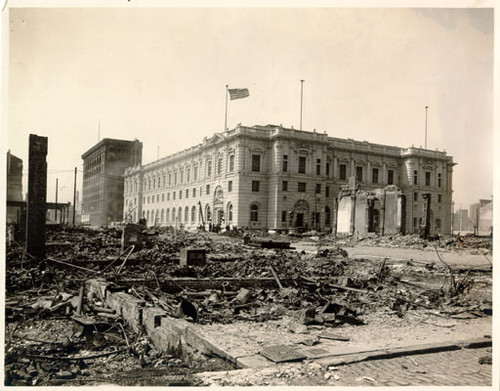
[5,6,494,209]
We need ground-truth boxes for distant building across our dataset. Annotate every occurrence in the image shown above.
[470,199,493,236]
[81,138,142,227]
[123,124,454,236]
[6,151,23,223]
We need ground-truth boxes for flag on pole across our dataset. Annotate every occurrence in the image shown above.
[228,88,249,100]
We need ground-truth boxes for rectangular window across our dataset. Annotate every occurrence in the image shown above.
[438,173,442,187]
[217,159,222,175]
[435,218,442,229]
[326,161,330,176]
[413,217,418,228]
[162,193,165,202]
[156,194,159,202]
[228,180,233,192]
[206,184,210,195]
[193,188,196,197]
[315,183,321,194]
[298,182,306,192]
[282,181,288,191]
[425,171,431,186]
[185,189,189,198]
[168,174,172,185]
[413,170,418,185]
[173,192,176,200]
[299,156,306,174]
[252,154,261,172]
[438,194,442,203]
[356,166,363,181]
[281,211,287,223]
[252,180,260,192]
[174,173,177,185]
[180,170,183,184]
[326,186,330,197]
[388,169,394,185]
[207,161,212,177]
[187,169,190,182]
[147,196,150,204]
[167,193,170,201]
[372,168,379,184]
[414,192,418,201]
[339,164,347,180]
[229,155,235,172]
[179,190,182,199]
[194,166,198,180]
[316,159,321,175]
[282,155,288,172]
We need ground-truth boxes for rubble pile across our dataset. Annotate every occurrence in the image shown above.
[5,226,492,385]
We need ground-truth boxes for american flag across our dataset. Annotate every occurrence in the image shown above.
[228,88,249,100]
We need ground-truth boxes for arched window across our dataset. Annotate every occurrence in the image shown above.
[178,207,182,222]
[166,208,170,223]
[227,203,233,222]
[155,209,159,224]
[146,210,150,222]
[172,208,176,222]
[184,206,189,222]
[206,205,211,222]
[250,204,259,222]
[191,206,197,222]
[161,209,165,223]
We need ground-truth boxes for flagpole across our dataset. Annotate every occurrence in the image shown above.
[300,79,305,130]
[224,85,229,131]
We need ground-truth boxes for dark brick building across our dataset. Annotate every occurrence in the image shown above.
[81,138,142,227]
[6,150,23,223]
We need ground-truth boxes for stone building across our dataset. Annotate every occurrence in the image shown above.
[123,124,454,235]
[470,199,493,236]
[81,138,143,227]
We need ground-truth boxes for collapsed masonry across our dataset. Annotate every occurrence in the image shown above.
[336,176,405,236]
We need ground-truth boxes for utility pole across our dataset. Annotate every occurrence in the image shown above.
[55,178,58,222]
[425,105,429,149]
[72,167,77,226]
[300,79,305,130]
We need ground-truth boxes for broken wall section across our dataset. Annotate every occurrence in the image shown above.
[336,178,405,236]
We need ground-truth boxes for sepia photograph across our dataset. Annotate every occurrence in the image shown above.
[2,0,497,388]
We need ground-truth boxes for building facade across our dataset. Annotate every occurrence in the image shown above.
[6,151,23,224]
[81,138,143,227]
[469,199,493,236]
[123,125,454,235]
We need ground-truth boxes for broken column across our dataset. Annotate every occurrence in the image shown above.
[26,134,48,258]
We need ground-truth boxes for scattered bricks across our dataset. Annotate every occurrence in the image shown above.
[106,291,145,333]
[180,248,207,267]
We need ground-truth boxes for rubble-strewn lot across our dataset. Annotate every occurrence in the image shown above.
[5,226,493,386]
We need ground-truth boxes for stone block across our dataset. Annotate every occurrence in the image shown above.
[180,248,207,267]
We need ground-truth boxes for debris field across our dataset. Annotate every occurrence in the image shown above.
[4,225,493,386]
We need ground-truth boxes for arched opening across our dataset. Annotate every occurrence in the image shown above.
[191,206,197,223]
[250,204,259,222]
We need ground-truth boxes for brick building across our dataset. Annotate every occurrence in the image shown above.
[81,138,142,227]
[123,124,454,235]
[6,150,23,223]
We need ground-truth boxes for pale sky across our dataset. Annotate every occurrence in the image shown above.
[4,6,494,209]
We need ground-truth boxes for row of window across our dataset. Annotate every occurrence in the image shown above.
[413,170,442,187]
[413,192,443,203]
[413,217,442,230]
